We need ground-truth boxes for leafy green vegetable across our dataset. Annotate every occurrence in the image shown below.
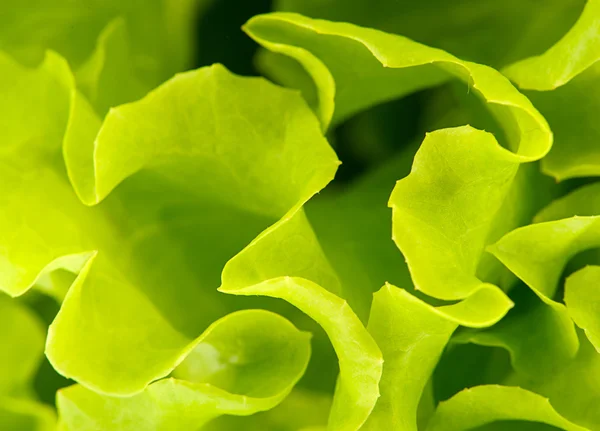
[565,266,600,351]
[363,284,512,431]
[57,310,311,431]
[0,32,337,400]
[2,1,600,430]
[425,385,588,431]
[0,296,45,396]
[0,0,205,84]
[220,277,383,431]
[273,0,585,68]
[503,0,600,180]
[0,296,55,430]
[0,398,56,431]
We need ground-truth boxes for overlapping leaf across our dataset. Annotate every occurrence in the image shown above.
[274,0,584,68]
[0,0,207,85]
[503,0,600,180]
[0,296,55,430]
[565,266,600,351]
[2,2,600,430]
[219,276,383,431]
[57,310,311,431]
[490,182,600,354]
[362,284,517,431]
[0,44,338,405]
[425,385,588,431]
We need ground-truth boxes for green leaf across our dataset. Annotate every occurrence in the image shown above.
[485,217,591,367]
[362,284,515,431]
[0,398,57,431]
[487,182,600,427]
[0,50,338,396]
[452,286,579,377]
[300,147,416,322]
[503,0,600,180]
[389,126,519,303]
[241,13,553,325]
[488,216,600,302]
[0,51,85,299]
[504,331,600,429]
[242,12,552,142]
[565,266,600,351]
[425,385,588,431]
[0,0,205,84]
[215,142,413,325]
[219,277,383,431]
[503,0,600,91]
[274,0,584,68]
[57,310,311,431]
[74,18,147,116]
[202,389,331,431]
[5,3,600,429]
[483,181,600,368]
[0,296,45,396]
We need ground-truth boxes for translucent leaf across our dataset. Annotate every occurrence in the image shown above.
[219,277,382,431]
[425,385,588,431]
[565,266,600,351]
[503,0,600,180]
[362,284,515,431]
[0,51,338,396]
[57,310,311,431]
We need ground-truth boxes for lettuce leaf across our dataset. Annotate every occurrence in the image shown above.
[219,277,383,431]
[0,46,338,400]
[362,284,514,431]
[425,385,588,431]
[56,310,311,430]
[565,266,600,351]
[0,398,56,431]
[0,0,206,84]
[0,295,55,430]
[274,0,584,68]
[503,0,600,180]
[2,2,600,430]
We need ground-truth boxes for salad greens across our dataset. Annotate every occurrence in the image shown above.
[2,0,600,430]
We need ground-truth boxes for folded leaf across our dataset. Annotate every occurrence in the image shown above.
[0,0,205,84]
[241,15,557,327]
[0,398,57,431]
[503,0,600,180]
[202,389,331,431]
[0,50,338,396]
[219,277,383,431]
[243,12,552,146]
[484,183,600,367]
[216,141,413,324]
[0,296,45,396]
[503,331,600,429]
[74,18,147,116]
[489,216,600,301]
[242,13,554,326]
[390,126,518,302]
[452,286,579,377]
[425,385,588,431]
[486,181,600,426]
[274,0,584,68]
[503,0,600,91]
[57,310,311,431]
[565,266,600,352]
[362,284,514,431]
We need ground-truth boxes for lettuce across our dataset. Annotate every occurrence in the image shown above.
[2,1,600,430]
